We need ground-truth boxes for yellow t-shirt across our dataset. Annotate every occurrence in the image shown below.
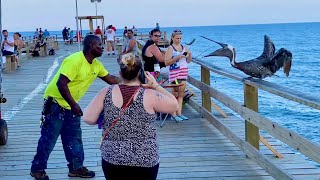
[44,51,108,109]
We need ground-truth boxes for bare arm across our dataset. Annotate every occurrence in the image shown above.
[150,45,165,63]
[56,74,83,116]
[57,74,76,107]
[124,39,136,54]
[144,71,178,114]
[165,46,184,66]
[185,46,192,63]
[18,40,24,50]
[100,74,121,85]
[4,40,14,47]
[7,41,14,47]
[149,86,178,114]
[83,87,108,125]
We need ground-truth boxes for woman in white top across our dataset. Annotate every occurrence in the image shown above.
[165,29,192,121]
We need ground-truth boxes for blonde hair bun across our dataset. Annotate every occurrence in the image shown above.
[121,53,135,67]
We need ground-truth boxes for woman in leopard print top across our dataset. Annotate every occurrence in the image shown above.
[84,53,178,180]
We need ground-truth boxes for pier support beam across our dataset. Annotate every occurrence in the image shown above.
[244,84,259,150]
[201,66,211,112]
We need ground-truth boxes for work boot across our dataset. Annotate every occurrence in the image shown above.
[68,167,95,178]
[30,170,49,180]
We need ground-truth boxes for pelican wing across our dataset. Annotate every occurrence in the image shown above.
[257,35,275,59]
[262,48,293,76]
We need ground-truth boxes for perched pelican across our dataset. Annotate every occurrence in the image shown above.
[202,35,293,79]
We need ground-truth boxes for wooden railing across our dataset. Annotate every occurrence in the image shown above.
[136,39,320,179]
[188,58,320,179]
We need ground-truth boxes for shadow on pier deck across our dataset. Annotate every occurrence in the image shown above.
[0,44,319,179]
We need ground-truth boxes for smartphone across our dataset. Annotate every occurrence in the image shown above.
[139,68,146,84]
[183,52,188,56]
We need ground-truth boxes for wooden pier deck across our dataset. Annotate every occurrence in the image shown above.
[0,44,319,179]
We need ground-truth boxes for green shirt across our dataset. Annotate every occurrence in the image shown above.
[44,51,108,109]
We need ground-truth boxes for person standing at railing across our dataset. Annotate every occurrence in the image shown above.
[13,32,23,67]
[43,29,50,40]
[34,28,39,39]
[95,26,103,40]
[105,25,116,55]
[123,26,128,39]
[132,25,138,36]
[120,29,138,56]
[155,23,160,30]
[62,27,69,44]
[142,29,165,72]
[165,29,192,121]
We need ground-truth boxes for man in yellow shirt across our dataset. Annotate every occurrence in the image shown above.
[30,35,120,180]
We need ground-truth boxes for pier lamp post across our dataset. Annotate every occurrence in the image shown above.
[90,0,101,27]
[75,0,80,51]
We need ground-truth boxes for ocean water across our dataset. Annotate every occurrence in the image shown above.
[12,23,320,144]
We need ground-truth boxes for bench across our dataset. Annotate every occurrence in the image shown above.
[3,55,17,72]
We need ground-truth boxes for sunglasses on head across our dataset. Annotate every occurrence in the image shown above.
[173,29,182,34]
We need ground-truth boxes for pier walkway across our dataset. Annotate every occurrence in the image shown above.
[0,44,319,179]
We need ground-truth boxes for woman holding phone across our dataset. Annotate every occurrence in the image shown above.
[83,53,178,180]
[165,29,192,121]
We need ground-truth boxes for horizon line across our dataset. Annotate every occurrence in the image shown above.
[10,21,320,32]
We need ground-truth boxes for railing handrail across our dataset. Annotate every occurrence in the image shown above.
[192,57,320,110]
[188,75,320,163]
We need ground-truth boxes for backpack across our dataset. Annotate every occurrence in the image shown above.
[32,50,39,57]
[48,48,55,55]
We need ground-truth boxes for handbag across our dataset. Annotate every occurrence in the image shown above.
[100,87,140,144]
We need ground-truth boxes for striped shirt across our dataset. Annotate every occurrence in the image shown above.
[169,45,189,83]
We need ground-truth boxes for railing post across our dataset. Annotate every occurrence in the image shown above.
[244,84,259,150]
[163,31,167,42]
[201,66,211,112]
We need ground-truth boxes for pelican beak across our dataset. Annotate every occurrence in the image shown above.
[204,39,230,57]
[204,47,227,57]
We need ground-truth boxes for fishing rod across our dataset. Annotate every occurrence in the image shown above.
[185,38,196,46]
[200,35,228,47]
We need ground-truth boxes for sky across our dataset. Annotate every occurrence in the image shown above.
[1,0,320,32]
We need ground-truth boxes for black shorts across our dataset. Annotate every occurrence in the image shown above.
[2,50,14,56]
[102,159,159,180]
[63,35,68,40]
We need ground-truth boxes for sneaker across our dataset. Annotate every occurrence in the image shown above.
[108,53,110,55]
[30,170,49,180]
[179,115,189,120]
[112,53,115,55]
[171,116,184,122]
[68,167,95,178]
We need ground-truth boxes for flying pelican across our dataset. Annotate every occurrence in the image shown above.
[202,35,292,79]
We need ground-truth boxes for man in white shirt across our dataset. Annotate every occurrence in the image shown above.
[2,30,15,65]
[2,30,14,55]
